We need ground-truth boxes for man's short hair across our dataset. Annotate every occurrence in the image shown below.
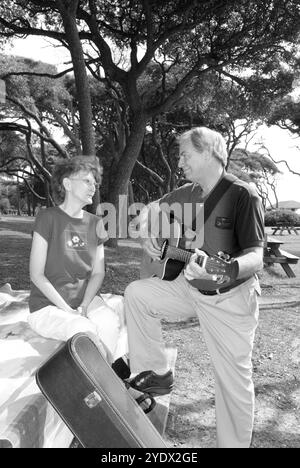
[51,155,102,204]
[179,127,228,167]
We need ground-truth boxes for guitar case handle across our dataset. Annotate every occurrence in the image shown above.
[135,393,156,414]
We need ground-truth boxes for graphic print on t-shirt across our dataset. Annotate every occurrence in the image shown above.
[65,230,88,251]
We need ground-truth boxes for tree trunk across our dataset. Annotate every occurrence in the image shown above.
[56,0,99,212]
[128,181,135,206]
[106,113,147,247]
[16,176,21,216]
[40,135,51,208]
[56,0,95,155]
[26,191,31,216]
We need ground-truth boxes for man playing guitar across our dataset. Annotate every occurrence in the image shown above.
[125,127,265,448]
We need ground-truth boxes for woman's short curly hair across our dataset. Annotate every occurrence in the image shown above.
[179,127,228,167]
[51,155,102,204]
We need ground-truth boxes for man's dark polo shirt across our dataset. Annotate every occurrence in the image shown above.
[159,173,265,291]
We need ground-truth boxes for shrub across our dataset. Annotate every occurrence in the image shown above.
[265,209,300,227]
[0,197,10,214]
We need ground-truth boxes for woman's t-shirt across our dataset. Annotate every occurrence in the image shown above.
[29,207,108,313]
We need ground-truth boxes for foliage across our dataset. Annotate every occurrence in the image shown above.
[0,196,10,213]
[265,58,300,136]
[0,130,26,172]
[265,209,300,227]
[268,96,300,136]
[0,0,300,216]
[0,53,73,154]
[229,149,280,178]
[129,77,283,204]
[228,148,281,207]
[0,54,71,113]
[0,54,76,208]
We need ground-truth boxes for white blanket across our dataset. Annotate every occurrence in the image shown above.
[0,283,73,448]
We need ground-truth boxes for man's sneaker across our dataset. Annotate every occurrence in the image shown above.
[127,370,174,396]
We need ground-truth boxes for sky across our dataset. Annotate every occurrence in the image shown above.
[247,125,300,205]
[3,37,300,205]
[5,36,71,70]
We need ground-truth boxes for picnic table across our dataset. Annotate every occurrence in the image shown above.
[271,225,299,235]
[264,235,299,278]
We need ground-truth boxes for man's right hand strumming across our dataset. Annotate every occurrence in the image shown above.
[141,236,162,260]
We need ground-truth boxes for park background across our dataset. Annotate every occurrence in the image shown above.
[1,1,300,224]
[0,1,300,448]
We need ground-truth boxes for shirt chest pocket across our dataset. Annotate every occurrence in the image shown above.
[215,216,233,230]
[204,216,235,254]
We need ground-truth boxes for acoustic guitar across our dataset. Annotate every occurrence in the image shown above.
[140,228,233,285]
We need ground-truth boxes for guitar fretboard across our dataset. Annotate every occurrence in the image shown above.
[166,245,205,267]
[164,243,229,273]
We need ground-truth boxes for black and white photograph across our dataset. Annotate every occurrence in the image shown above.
[0,0,299,450]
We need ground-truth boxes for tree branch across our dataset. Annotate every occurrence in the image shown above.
[0,17,71,44]
[218,68,251,90]
[0,121,66,160]
[142,0,154,51]
[23,178,47,201]
[23,118,52,181]
[77,6,127,84]
[148,61,212,116]
[259,144,300,177]
[135,160,164,186]
[0,156,31,170]
[0,58,100,80]
[50,108,81,151]
[6,96,68,157]
[152,118,171,188]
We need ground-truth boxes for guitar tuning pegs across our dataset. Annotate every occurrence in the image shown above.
[217,251,231,261]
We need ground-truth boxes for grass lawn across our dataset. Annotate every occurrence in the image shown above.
[0,216,299,448]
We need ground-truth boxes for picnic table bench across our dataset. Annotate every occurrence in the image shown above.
[271,225,299,236]
[264,235,299,278]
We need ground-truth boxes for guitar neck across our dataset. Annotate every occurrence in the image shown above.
[166,245,206,268]
[165,243,227,272]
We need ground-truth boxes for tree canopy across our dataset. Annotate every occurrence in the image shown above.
[1,0,300,226]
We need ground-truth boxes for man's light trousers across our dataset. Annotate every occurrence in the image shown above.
[124,273,260,448]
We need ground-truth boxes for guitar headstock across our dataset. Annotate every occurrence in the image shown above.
[205,252,233,282]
